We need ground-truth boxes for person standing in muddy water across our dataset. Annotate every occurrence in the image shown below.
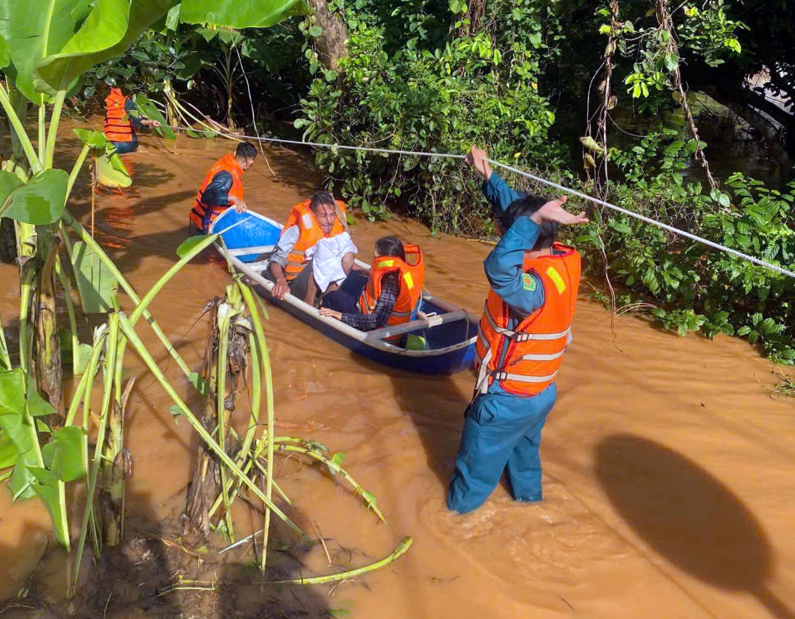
[189,142,258,234]
[103,87,161,154]
[447,146,588,515]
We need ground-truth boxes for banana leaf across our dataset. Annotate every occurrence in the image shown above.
[0,33,9,68]
[35,0,179,96]
[0,0,78,103]
[179,0,308,29]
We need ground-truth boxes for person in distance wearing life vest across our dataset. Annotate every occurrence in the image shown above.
[189,142,258,235]
[318,236,425,341]
[267,191,350,305]
[103,88,160,155]
[446,145,588,515]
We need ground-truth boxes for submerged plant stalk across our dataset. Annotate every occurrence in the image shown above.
[118,314,306,540]
[269,537,413,585]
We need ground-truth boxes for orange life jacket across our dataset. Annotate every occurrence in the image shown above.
[104,88,133,143]
[358,245,425,339]
[282,199,347,281]
[475,243,581,396]
[189,153,245,233]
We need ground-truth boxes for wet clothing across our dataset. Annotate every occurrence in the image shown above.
[475,243,580,396]
[189,153,245,233]
[322,271,400,331]
[358,246,424,340]
[270,200,347,281]
[447,172,580,515]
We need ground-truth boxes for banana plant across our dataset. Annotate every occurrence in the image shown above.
[0,0,310,553]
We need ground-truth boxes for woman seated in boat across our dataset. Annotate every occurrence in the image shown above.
[319,236,425,342]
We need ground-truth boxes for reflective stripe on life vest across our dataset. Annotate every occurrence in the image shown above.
[282,200,347,281]
[358,245,425,341]
[474,243,581,396]
[189,152,245,233]
[104,88,133,143]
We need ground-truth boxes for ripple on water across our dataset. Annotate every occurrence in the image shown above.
[420,478,631,587]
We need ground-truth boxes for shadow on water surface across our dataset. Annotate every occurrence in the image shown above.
[596,434,793,619]
[389,371,473,489]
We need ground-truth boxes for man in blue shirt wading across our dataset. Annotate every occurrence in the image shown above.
[447,146,588,515]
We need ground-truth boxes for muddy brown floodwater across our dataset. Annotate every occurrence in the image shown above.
[2,125,795,619]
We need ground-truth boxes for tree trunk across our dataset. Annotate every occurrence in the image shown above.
[99,377,134,547]
[33,235,64,423]
[0,218,16,263]
[307,0,348,71]
[184,299,249,537]
[454,0,488,37]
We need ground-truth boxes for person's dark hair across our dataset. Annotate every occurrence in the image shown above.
[309,190,337,213]
[235,142,257,160]
[493,194,558,250]
[374,235,406,260]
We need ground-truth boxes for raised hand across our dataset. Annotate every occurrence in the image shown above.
[464,145,492,181]
[530,196,589,226]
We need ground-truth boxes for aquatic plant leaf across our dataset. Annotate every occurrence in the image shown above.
[188,372,209,396]
[73,128,108,149]
[41,426,85,482]
[0,170,68,225]
[0,170,24,212]
[0,369,53,501]
[27,466,69,547]
[35,0,180,97]
[0,430,17,470]
[179,0,308,29]
[177,235,210,258]
[169,405,183,424]
[70,241,119,313]
[74,343,93,375]
[133,94,176,140]
[95,150,132,188]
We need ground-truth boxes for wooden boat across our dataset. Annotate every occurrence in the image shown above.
[210,208,478,375]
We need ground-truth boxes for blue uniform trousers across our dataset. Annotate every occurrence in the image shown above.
[447,383,557,514]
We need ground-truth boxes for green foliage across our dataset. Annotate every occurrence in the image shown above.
[296,0,564,233]
[79,30,201,101]
[95,148,133,188]
[575,132,795,363]
[70,241,119,313]
[0,169,69,224]
[678,2,747,67]
[179,0,307,29]
[133,93,176,139]
[0,368,53,501]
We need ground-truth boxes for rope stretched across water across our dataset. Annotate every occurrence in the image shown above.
[164,125,795,279]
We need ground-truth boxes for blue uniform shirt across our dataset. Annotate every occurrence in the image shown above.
[481,172,547,395]
[482,172,545,319]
